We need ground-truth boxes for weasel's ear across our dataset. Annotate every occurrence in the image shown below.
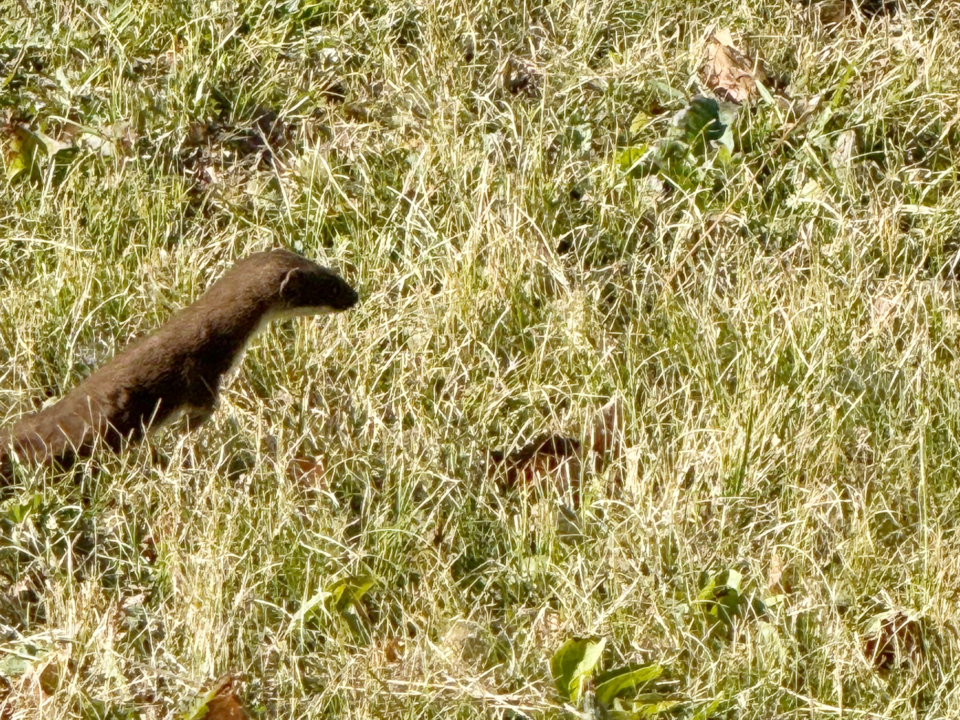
[278,268,305,301]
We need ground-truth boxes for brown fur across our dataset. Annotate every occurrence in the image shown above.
[0,249,358,481]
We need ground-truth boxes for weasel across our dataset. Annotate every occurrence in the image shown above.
[0,249,358,481]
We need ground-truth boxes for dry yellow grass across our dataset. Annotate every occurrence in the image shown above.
[2,0,960,718]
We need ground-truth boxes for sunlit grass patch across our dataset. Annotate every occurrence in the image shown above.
[3,0,960,717]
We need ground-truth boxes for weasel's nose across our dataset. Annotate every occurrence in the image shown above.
[337,283,359,310]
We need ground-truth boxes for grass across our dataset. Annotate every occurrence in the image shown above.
[2,0,960,717]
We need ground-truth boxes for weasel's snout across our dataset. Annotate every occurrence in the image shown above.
[333,281,360,311]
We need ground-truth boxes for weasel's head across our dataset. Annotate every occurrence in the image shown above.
[208,249,359,320]
[277,257,360,314]
[238,248,358,315]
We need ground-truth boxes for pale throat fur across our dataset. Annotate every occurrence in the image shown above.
[0,248,359,479]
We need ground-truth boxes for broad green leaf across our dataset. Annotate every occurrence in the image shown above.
[697,573,719,602]
[751,595,768,618]
[610,696,684,719]
[0,652,33,677]
[636,699,683,716]
[5,130,37,182]
[698,569,741,601]
[723,569,742,593]
[715,137,733,158]
[327,575,376,614]
[715,101,740,154]
[674,97,726,144]
[5,143,26,181]
[0,641,55,678]
[647,80,686,101]
[618,146,648,173]
[763,593,786,609]
[5,126,76,183]
[619,141,690,180]
[4,492,43,522]
[19,126,69,158]
[551,636,606,703]
[696,569,749,630]
[629,111,651,135]
[594,663,664,706]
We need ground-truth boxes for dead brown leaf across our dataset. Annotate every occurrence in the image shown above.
[701,30,767,105]
[37,662,62,696]
[489,434,584,503]
[382,637,406,664]
[0,679,11,720]
[289,455,326,493]
[203,677,249,720]
[862,610,924,670]
[502,55,542,97]
[487,396,624,506]
[767,549,792,595]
